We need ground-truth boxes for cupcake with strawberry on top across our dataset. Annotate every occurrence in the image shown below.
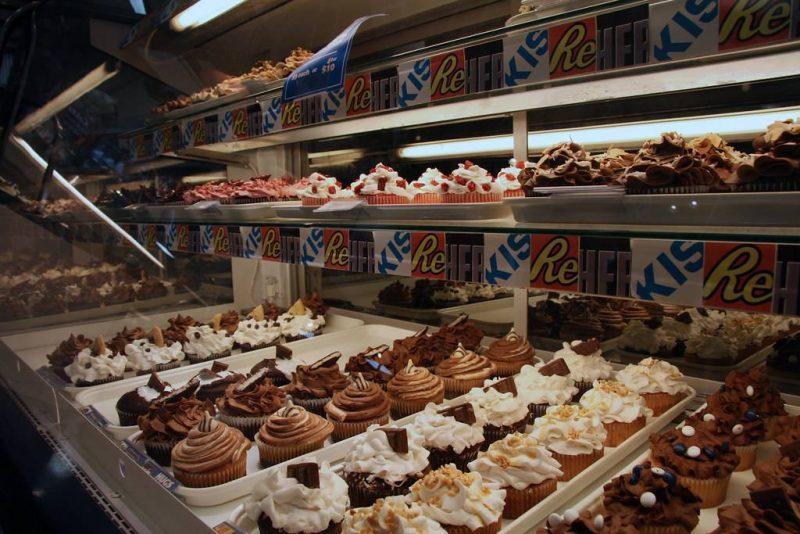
[496,158,533,198]
[299,172,348,207]
[352,163,414,205]
[411,168,449,204]
[446,161,503,203]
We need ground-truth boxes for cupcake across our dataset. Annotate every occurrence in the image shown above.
[163,314,197,344]
[47,333,92,380]
[124,327,185,375]
[435,344,495,398]
[445,161,502,203]
[386,361,445,418]
[351,163,414,205]
[193,361,245,402]
[232,305,282,352]
[137,380,215,466]
[495,159,531,198]
[649,419,739,508]
[484,328,537,376]
[410,168,449,204]
[725,365,787,440]
[531,405,607,481]
[597,305,625,339]
[465,380,529,448]
[325,375,390,442]
[616,358,691,416]
[558,309,605,341]
[250,358,290,387]
[344,344,394,390]
[217,309,241,335]
[700,386,765,470]
[713,489,800,533]
[553,339,614,398]
[300,172,345,206]
[171,413,249,488]
[749,450,800,504]
[620,301,651,322]
[182,322,234,364]
[240,459,349,534]
[343,496,447,533]
[284,352,349,415]
[580,380,653,447]
[108,326,147,355]
[254,399,333,467]
[468,433,562,519]
[410,403,485,471]
[115,372,173,426]
[515,359,577,424]
[64,336,128,387]
[537,510,634,533]
[602,461,701,533]
[408,465,505,534]
[342,425,430,507]
[277,299,326,342]
[433,314,484,352]
[618,318,680,358]
[216,368,286,439]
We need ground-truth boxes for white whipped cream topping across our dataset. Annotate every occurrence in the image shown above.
[242,459,349,534]
[277,310,325,338]
[464,387,528,428]
[579,381,653,424]
[449,162,502,196]
[531,405,607,455]
[65,348,127,384]
[554,341,614,382]
[514,364,578,406]
[616,357,690,395]
[619,320,678,354]
[182,325,233,358]
[198,369,234,386]
[411,168,448,194]
[468,433,562,489]
[343,425,430,484]
[659,316,694,341]
[135,383,173,402]
[124,339,185,372]
[343,496,446,534]
[300,172,342,199]
[232,318,281,347]
[409,403,484,453]
[353,163,412,200]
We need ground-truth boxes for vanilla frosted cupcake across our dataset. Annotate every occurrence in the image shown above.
[65,336,127,386]
[446,161,502,203]
[465,383,529,447]
[410,403,485,471]
[515,359,578,423]
[553,339,614,397]
[299,172,344,206]
[125,327,185,374]
[182,323,233,364]
[232,305,281,352]
[616,357,691,416]
[580,380,653,446]
[277,299,326,342]
[343,496,446,534]
[468,433,562,519]
[531,405,607,481]
[409,465,505,534]
[435,343,495,397]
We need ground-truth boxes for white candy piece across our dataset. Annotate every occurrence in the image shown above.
[652,466,665,476]
[594,514,604,529]
[640,491,657,508]
[681,425,696,437]
[746,385,754,397]
[548,513,563,526]
[687,445,701,458]
[732,424,744,435]
[564,509,579,524]
[703,413,716,422]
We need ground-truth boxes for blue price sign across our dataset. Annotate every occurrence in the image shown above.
[282,14,385,102]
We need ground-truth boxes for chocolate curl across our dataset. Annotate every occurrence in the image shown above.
[147,372,167,393]
[210,313,222,332]
[572,338,600,356]
[309,351,342,369]
[92,336,107,355]
[235,368,268,392]
[286,462,320,489]
[151,326,165,347]
[485,377,517,397]
[287,299,306,316]
[211,361,229,373]
[159,377,199,403]
[439,403,477,425]
[275,344,292,360]
[539,358,570,377]
[379,427,409,454]
[750,487,800,523]
[250,304,265,322]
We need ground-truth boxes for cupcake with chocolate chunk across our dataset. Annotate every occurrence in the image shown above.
[182,316,234,364]
[580,380,653,447]
[387,361,444,418]
[216,368,286,439]
[171,413,249,488]
[47,333,93,380]
[232,307,281,353]
[193,361,245,402]
[410,403,485,471]
[325,375,390,441]
[277,299,326,342]
[700,386,765,470]
[284,352,349,415]
[515,359,578,424]
[531,405,607,481]
[725,364,787,440]
[163,314,197,344]
[484,328,537,376]
[124,327,185,375]
[435,344,495,398]
[465,378,529,448]
[343,496,447,534]
[217,309,240,336]
[108,326,147,355]
[344,344,394,390]
[433,314,484,352]
[617,358,691,416]
[255,399,334,466]
[116,372,173,426]
[64,336,128,387]
[250,358,289,387]
[554,339,614,398]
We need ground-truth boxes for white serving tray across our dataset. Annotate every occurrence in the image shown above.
[274,202,512,221]
[612,342,775,374]
[74,324,415,439]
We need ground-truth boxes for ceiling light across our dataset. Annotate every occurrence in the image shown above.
[170,0,248,32]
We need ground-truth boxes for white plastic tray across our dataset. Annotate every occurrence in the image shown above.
[215,201,300,221]
[274,202,512,221]
[612,342,775,374]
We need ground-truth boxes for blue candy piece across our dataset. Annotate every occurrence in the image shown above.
[721,441,730,453]
[661,471,677,486]
[630,465,642,484]
[703,446,717,459]
[745,409,759,421]
[673,443,687,455]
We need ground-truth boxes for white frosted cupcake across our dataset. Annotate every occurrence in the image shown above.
[495,158,532,198]
[410,167,449,204]
[125,328,185,374]
[616,357,691,416]
[468,433,561,519]
[409,402,485,471]
[65,337,128,386]
[553,339,614,397]
[299,172,344,206]
[465,385,529,448]
[531,405,606,481]
[446,161,502,203]
[277,300,326,342]
[182,324,233,364]
[579,380,653,446]
[232,316,281,353]
[514,362,578,423]
[343,496,446,534]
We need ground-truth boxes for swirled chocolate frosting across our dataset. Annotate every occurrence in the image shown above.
[48,334,93,367]
[700,387,765,446]
[283,356,349,399]
[433,316,484,352]
[650,419,738,479]
[485,328,534,363]
[435,344,494,380]
[623,132,722,190]
[324,377,390,422]
[523,142,604,192]
[749,456,800,504]
[713,497,800,533]
[171,415,249,473]
[164,314,198,344]
[387,363,444,402]
[257,403,333,447]
[109,327,147,355]
[217,379,286,416]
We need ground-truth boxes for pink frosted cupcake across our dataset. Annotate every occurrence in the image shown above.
[445,161,503,203]
[299,172,345,206]
[352,163,413,205]
[496,159,533,198]
[410,168,448,204]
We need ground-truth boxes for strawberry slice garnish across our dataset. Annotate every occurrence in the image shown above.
[515,160,525,169]
[455,176,468,186]
[441,182,449,192]
[467,182,476,192]
[482,183,491,192]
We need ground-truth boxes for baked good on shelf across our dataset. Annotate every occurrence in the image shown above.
[277,299,326,342]
[124,327,185,375]
[579,380,653,447]
[386,361,444,418]
[769,332,800,372]
[468,432,561,519]
[700,385,766,470]
[444,161,502,203]
[232,305,281,352]
[254,399,333,467]
[484,327,537,376]
[192,362,245,402]
[514,359,578,424]
[325,375,390,442]
[553,339,614,398]
[435,344,495,397]
[377,281,412,307]
[163,315,197,344]
[47,333,92,378]
[170,413,249,488]
[351,163,413,205]
[649,419,739,508]
[216,368,286,439]
[299,172,348,206]
[531,405,606,481]
[301,292,329,317]
[344,345,394,390]
[521,142,603,194]
[616,358,691,416]
[109,326,147,355]
[250,358,290,387]
[216,310,240,336]
[240,459,349,534]
[283,352,349,415]
[182,321,234,364]
[408,464,505,534]
[618,318,682,358]
[410,402,484,471]
[713,487,800,533]
[342,426,430,507]
[465,381,529,448]
[750,117,800,189]
[343,495,446,533]
[496,158,531,198]
[115,372,173,426]
[725,364,788,440]
[558,309,606,342]
[595,147,634,184]
[410,167,449,204]
[64,336,127,387]
[597,305,625,338]
[689,133,756,190]
[433,314,484,352]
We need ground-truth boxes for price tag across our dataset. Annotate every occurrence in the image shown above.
[80,405,110,429]
[313,199,365,213]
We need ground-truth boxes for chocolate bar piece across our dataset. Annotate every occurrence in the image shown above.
[439,403,477,425]
[147,372,167,392]
[379,427,408,454]
[235,368,268,392]
[572,339,600,356]
[286,462,320,489]
[159,377,199,402]
[275,344,292,360]
[779,440,800,459]
[309,351,342,369]
[361,344,388,359]
[211,361,229,373]
[484,377,517,396]
[539,358,570,377]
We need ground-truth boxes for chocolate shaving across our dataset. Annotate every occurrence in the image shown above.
[644,317,663,330]
[539,358,570,377]
[211,361,229,373]
[676,311,693,325]
[572,338,600,356]
[379,427,408,454]
[235,368,268,392]
[309,351,341,369]
[697,307,709,317]
[439,403,477,425]
[779,440,800,459]
[275,344,293,360]
[286,462,320,489]
[750,487,800,523]
[158,378,199,403]
[147,373,167,393]
[484,377,517,396]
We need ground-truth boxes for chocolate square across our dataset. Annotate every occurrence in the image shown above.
[235,368,268,392]
[439,403,477,425]
[379,428,409,454]
[211,361,229,373]
[779,440,800,459]
[275,344,292,360]
[676,311,693,325]
[159,377,199,402]
[147,372,167,392]
[539,358,570,377]
[310,351,342,369]
[572,339,600,356]
[484,377,517,396]
[286,462,320,489]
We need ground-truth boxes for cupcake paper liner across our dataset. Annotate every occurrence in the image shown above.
[734,443,758,471]
[345,470,424,508]
[144,439,179,466]
[503,190,525,198]
[604,416,646,447]
[483,419,527,449]
[258,515,342,534]
[187,349,231,365]
[301,197,329,207]
[503,478,557,519]
[526,403,550,425]
[293,396,331,416]
[638,526,690,534]
[442,192,502,204]
[490,359,528,377]
[550,448,604,481]
[135,361,181,376]
[116,408,140,427]
[218,412,270,440]
[441,375,491,399]
[255,434,329,467]
[75,375,124,387]
[330,413,390,442]
[173,454,247,488]
[412,192,442,204]
[679,474,730,508]
[443,520,501,534]
[361,194,411,205]
[428,442,483,471]
[389,393,444,419]
[642,392,683,416]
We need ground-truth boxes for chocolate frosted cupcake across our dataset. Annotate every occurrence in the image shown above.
[554,339,614,398]
[216,309,240,335]
[250,358,289,387]
[433,314,484,352]
[378,281,412,306]
[602,461,701,533]
[522,142,603,193]
[620,301,650,322]
[749,452,800,506]
[700,386,765,470]
[386,361,444,418]
[116,372,173,426]
[597,306,625,339]
[725,365,787,440]
[325,375,390,441]
[109,326,147,355]
[182,322,234,364]
[64,336,128,387]
[713,489,800,533]
[284,352,349,415]
[344,345,394,390]
[484,328,537,376]
[254,399,334,466]
[769,332,800,373]
[193,362,245,402]
[410,403,484,471]
[435,344,495,398]
[171,413,249,488]
[649,419,739,508]
[216,368,286,439]
[163,314,197,344]
[465,380,529,448]
[47,333,92,379]
[580,380,653,447]
[531,405,607,481]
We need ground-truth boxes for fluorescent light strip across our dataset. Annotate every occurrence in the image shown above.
[13,136,164,270]
[397,107,800,160]
[170,0,247,31]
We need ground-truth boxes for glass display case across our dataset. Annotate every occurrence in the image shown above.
[2,0,800,532]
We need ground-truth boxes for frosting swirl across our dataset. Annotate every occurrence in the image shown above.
[531,405,607,455]
[284,356,349,399]
[324,377,390,422]
[617,358,690,396]
[409,403,484,453]
[485,328,535,363]
[468,433,563,489]
[182,325,233,358]
[465,386,528,427]
[554,340,614,382]
[48,334,92,367]
[343,425,430,484]
[216,379,286,416]
[580,380,653,424]
[256,403,333,447]
[171,415,249,473]
[387,363,444,401]
[515,363,578,406]
[64,347,127,385]
[139,397,216,442]
[435,344,494,381]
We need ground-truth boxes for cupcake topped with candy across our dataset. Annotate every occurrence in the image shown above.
[352,163,413,204]
[446,161,502,203]
[496,158,533,197]
[410,168,450,204]
[299,172,349,206]
[343,496,447,534]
